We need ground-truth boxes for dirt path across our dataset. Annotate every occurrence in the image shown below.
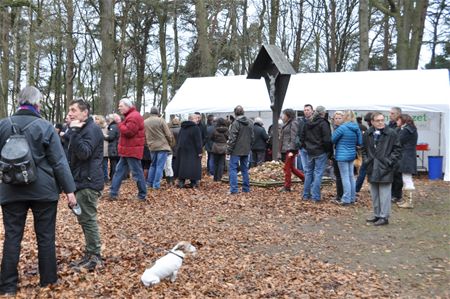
[282,179,450,298]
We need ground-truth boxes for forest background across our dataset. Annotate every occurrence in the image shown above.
[0,0,448,123]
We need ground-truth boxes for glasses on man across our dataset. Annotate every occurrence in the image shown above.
[373,118,385,122]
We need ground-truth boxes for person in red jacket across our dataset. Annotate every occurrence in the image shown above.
[108,98,147,201]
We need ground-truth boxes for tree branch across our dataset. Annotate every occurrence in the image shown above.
[369,0,397,17]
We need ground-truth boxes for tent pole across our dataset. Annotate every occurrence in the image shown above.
[439,112,442,156]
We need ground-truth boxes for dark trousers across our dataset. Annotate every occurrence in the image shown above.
[207,151,214,175]
[0,201,58,292]
[391,171,403,199]
[333,159,343,199]
[251,150,265,167]
[213,153,225,181]
[109,157,119,181]
[355,161,367,192]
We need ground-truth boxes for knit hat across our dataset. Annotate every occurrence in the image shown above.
[315,105,326,114]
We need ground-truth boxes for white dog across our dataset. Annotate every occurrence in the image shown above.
[141,241,197,287]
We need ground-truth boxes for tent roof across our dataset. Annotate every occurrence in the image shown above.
[166,69,449,115]
[283,69,450,113]
[166,75,269,115]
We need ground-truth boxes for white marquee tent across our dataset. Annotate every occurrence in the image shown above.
[165,69,450,181]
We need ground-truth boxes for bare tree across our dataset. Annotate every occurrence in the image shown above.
[195,0,213,76]
[64,0,75,112]
[371,0,429,69]
[359,0,370,70]
[269,0,280,44]
[99,0,115,115]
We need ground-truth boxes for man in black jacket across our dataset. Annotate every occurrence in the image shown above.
[66,99,105,270]
[300,105,332,202]
[0,86,77,295]
[363,112,402,226]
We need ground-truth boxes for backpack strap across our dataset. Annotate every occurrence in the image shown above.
[9,117,40,134]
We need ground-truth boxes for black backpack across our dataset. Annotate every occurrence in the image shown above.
[0,117,39,185]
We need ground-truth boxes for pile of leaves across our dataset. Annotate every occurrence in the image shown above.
[248,160,287,182]
[1,177,401,298]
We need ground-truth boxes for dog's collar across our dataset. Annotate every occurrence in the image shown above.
[168,250,184,260]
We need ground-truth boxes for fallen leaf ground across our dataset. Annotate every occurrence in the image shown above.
[1,174,449,298]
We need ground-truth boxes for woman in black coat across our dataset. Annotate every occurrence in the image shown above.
[173,115,203,188]
[396,114,418,209]
[104,114,120,181]
[210,117,229,181]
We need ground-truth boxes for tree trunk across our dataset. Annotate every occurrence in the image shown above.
[269,0,279,44]
[158,2,168,112]
[99,0,115,115]
[26,5,35,85]
[329,0,337,72]
[358,0,369,71]
[0,7,9,117]
[382,13,390,70]
[12,7,21,104]
[171,0,179,95]
[257,0,266,46]
[115,1,130,107]
[64,0,75,112]
[292,1,304,71]
[240,0,248,75]
[195,0,212,76]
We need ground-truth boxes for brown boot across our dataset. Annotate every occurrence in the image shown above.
[398,191,414,209]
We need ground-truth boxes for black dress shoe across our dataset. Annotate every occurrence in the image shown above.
[366,216,380,223]
[373,218,389,226]
[391,197,402,203]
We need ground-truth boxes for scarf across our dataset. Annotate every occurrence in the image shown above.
[18,104,41,117]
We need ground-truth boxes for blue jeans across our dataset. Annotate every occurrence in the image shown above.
[110,157,147,199]
[229,155,250,193]
[207,152,214,175]
[303,152,328,201]
[355,161,367,192]
[338,161,356,203]
[147,151,169,189]
[299,148,308,172]
[102,157,109,181]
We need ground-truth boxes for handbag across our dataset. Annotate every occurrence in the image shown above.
[212,142,227,154]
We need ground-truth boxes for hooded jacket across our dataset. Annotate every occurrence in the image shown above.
[227,115,254,156]
[332,121,363,161]
[300,114,332,157]
[0,110,76,204]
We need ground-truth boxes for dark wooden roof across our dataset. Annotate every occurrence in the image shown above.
[247,45,296,79]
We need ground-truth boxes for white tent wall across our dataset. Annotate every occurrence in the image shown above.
[165,69,450,181]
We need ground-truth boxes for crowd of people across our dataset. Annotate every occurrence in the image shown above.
[0,86,419,295]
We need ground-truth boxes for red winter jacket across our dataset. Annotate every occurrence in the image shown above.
[118,107,145,159]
